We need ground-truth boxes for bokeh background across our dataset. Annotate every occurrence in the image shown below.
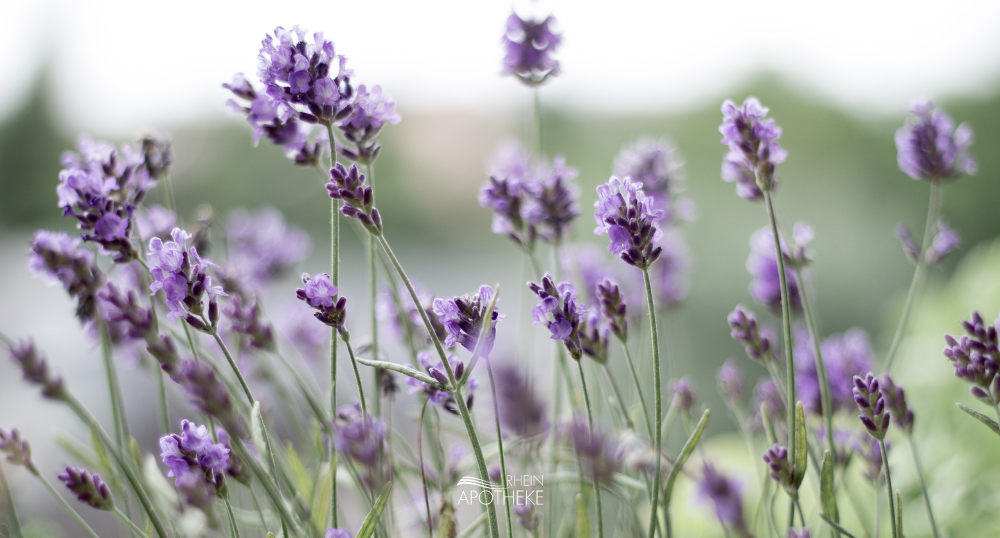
[2,0,1000,535]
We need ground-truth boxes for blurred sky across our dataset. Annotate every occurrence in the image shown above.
[3,0,1000,135]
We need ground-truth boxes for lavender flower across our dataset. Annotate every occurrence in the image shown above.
[514,500,540,533]
[176,360,244,437]
[653,228,689,307]
[669,378,696,413]
[226,208,310,287]
[224,295,275,352]
[522,157,579,243]
[597,278,628,341]
[501,12,561,85]
[696,464,748,536]
[336,403,389,488]
[895,99,976,181]
[135,205,177,241]
[0,428,36,471]
[925,219,960,264]
[148,228,227,324]
[528,274,588,359]
[567,420,619,485]
[377,282,447,349]
[719,97,787,198]
[58,466,113,510]
[215,428,250,485]
[594,176,665,269]
[794,327,875,415]
[717,360,745,409]
[567,243,643,310]
[853,373,890,440]
[296,272,348,333]
[97,281,154,361]
[432,285,504,355]
[578,307,610,364]
[943,311,1000,404]
[338,84,401,164]
[613,137,686,220]
[8,340,64,400]
[747,227,801,312]
[480,174,535,249]
[160,420,230,511]
[728,305,775,363]
[28,230,103,322]
[405,351,478,415]
[880,374,914,434]
[762,444,795,489]
[326,163,382,234]
[751,379,785,432]
[494,362,549,440]
[326,529,352,538]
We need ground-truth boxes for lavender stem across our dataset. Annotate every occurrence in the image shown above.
[884,182,942,373]
[879,439,899,538]
[339,333,369,415]
[114,506,150,538]
[0,462,22,538]
[97,316,129,453]
[326,121,342,530]
[367,161,381,418]
[576,359,604,538]
[794,268,837,468]
[906,433,940,538]
[418,400,433,538]
[223,490,242,538]
[642,268,664,538]
[485,356,515,538]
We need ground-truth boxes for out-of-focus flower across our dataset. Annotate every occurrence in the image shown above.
[669,377,696,413]
[522,157,579,243]
[567,420,619,485]
[528,274,588,359]
[880,374,914,434]
[501,12,561,85]
[135,205,177,241]
[226,208,310,287]
[747,227,801,313]
[148,228,226,324]
[925,219,960,264]
[943,311,1000,405]
[8,340,64,400]
[895,99,975,181]
[794,327,875,416]
[728,305,776,364]
[338,84,401,164]
[653,228,689,306]
[29,230,103,322]
[405,351,478,415]
[0,428,36,471]
[614,137,686,220]
[717,360,745,409]
[494,362,549,440]
[58,466,114,511]
[696,464,748,536]
[336,403,389,488]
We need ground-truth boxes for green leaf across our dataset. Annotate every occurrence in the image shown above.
[793,402,808,487]
[355,357,448,390]
[665,409,710,505]
[356,481,393,538]
[820,451,839,523]
[574,493,590,538]
[956,403,1000,436]
[251,401,269,475]
[761,403,777,446]
[436,499,458,538]
[267,533,276,538]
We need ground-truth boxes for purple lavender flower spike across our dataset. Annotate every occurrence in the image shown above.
[0,428,36,471]
[567,419,619,485]
[480,173,535,249]
[924,219,960,265]
[614,137,686,220]
[501,11,562,86]
[853,373,890,440]
[406,351,478,415]
[215,427,250,485]
[522,157,579,243]
[336,403,389,488]
[669,378,696,413]
[879,374,914,434]
[696,464,748,536]
[432,285,504,356]
[717,359,745,409]
[943,311,1000,405]
[762,444,795,489]
[326,529,352,538]
[494,362,549,440]
[296,272,348,333]
[578,307,610,364]
[794,327,875,415]
[29,230,103,322]
[135,205,177,241]
[148,227,227,324]
[596,278,629,341]
[528,274,588,359]
[747,227,801,313]
[160,420,230,513]
[719,97,787,199]
[728,305,775,363]
[593,176,665,269]
[8,340,64,400]
[225,208,310,287]
[225,295,275,352]
[514,500,540,532]
[58,466,114,510]
[326,163,382,234]
[895,99,976,181]
[338,84,401,164]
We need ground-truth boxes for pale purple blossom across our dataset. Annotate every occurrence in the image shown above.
[226,207,311,287]
[148,228,226,323]
[528,274,588,359]
[895,99,976,181]
[432,285,504,355]
[613,137,686,220]
[747,227,800,313]
[296,273,347,331]
[593,176,665,269]
[719,97,787,199]
[338,84,401,163]
[696,464,748,535]
[794,327,875,415]
[405,351,479,415]
[502,12,561,85]
[925,219,960,264]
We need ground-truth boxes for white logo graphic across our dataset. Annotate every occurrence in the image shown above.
[455,474,544,506]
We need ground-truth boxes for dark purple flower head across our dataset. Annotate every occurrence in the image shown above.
[29,230,103,322]
[719,97,787,198]
[895,99,976,181]
[747,227,801,313]
[879,374,914,434]
[159,419,230,499]
[432,285,504,356]
[501,12,561,86]
[480,174,534,249]
[728,305,775,364]
[494,362,549,441]
[669,377,696,413]
[338,84,401,164]
[225,208,310,287]
[0,428,36,471]
[522,157,579,243]
[225,295,275,352]
[925,219,960,265]
[148,228,226,324]
[528,274,588,359]
[853,373,890,440]
[943,311,1000,404]
[326,163,382,234]
[336,403,389,488]
[653,228,689,307]
[58,466,114,511]
[794,327,875,415]
[405,351,479,415]
[593,176,665,269]
[762,444,796,489]
[296,272,348,333]
[8,340,64,400]
[176,360,244,438]
[696,464,747,534]
[566,419,619,485]
[597,278,628,341]
[614,138,686,221]
[717,359,745,409]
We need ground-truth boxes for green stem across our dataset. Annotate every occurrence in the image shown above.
[795,268,837,473]
[326,122,341,530]
[533,88,543,156]
[223,489,243,538]
[97,317,129,451]
[879,440,898,538]
[418,400,434,538]
[231,439,303,536]
[884,182,942,373]
[907,433,939,538]
[340,333,369,415]
[156,368,170,434]
[0,462,22,538]
[642,269,663,538]
[374,232,500,538]
[367,162,381,417]
[762,189,796,503]
[114,506,150,538]
[576,360,604,538]
[485,357,515,538]
[205,322,255,404]
[35,472,101,538]
[619,340,653,439]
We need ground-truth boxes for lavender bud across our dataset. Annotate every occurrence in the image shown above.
[669,378,696,413]
[924,219,960,265]
[0,428,36,472]
[728,305,774,363]
[177,360,244,438]
[717,360,745,409]
[895,99,975,181]
[296,273,348,333]
[528,274,587,359]
[593,177,665,269]
[747,227,801,313]
[495,362,549,441]
[326,163,382,234]
[696,464,748,536]
[9,339,64,400]
[567,420,619,486]
[762,444,795,489]
[943,311,1000,404]
[28,230,103,322]
[853,373,890,440]
[57,466,113,511]
[597,278,628,341]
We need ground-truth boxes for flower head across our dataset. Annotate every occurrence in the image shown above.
[925,219,960,265]
[405,351,479,415]
[522,157,579,243]
[794,327,875,415]
[696,464,747,535]
[296,273,348,332]
[728,305,776,363]
[58,466,114,511]
[8,340,64,400]
[762,444,795,489]
[879,374,914,434]
[338,84,401,164]
[747,227,801,313]
[593,176,665,269]
[566,420,619,485]
[895,99,975,181]
[176,360,244,437]
[0,428,36,471]
[717,360,745,409]
[160,420,230,512]
[432,285,504,356]
[225,208,310,287]
[669,377,696,413]
[596,278,629,341]
[494,362,549,440]
[719,97,787,198]
[336,403,389,488]
[614,137,686,220]
[29,230,103,322]
[528,274,588,359]
[853,373,890,440]
[148,228,226,324]
[502,12,561,85]
[326,163,382,234]
[943,311,1000,404]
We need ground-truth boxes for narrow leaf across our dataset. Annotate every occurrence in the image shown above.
[761,403,777,446]
[820,451,839,524]
[437,499,458,538]
[251,401,270,475]
[356,481,393,538]
[820,515,860,538]
[793,402,808,487]
[665,409,710,505]
[574,493,590,538]
[956,403,1000,436]
[356,357,448,390]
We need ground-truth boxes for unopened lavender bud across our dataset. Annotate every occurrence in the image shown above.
[185,315,208,333]
[209,297,219,326]
[0,428,36,471]
[58,466,113,511]
[853,373,890,440]
[9,339,64,400]
[717,359,745,408]
[669,378,696,413]
[597,278,628,341]
[762,444,795,488]
[454,361,465,380]
[429,367,449,386]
